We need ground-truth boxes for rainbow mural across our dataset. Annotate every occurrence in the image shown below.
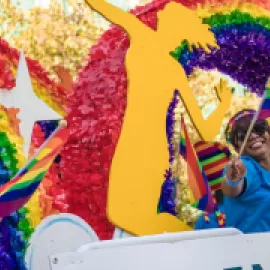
[0,0,269,268]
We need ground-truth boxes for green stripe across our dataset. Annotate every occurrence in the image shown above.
[9,173,44,192]
[203,10,270,31]
[191,201,198,208]
[266,87,270,98]
[25,158,39,171]
[209,177,223,186]
[201,153,225,166]
[198,161,203,172]
[180,137,186,146]
[8,172,46,192]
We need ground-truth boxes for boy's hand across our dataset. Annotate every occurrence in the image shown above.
[226,157,246,181]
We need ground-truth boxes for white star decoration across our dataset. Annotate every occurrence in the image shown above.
[0,51,62,157]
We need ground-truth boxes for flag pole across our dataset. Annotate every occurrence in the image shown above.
[239,80,269,156]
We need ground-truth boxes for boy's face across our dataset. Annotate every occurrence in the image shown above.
[235,120,270,159]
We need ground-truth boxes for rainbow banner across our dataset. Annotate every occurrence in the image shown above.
[180,116,215,212]
[0,125,68,218]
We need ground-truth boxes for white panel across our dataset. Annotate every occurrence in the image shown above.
[49,229,251,270]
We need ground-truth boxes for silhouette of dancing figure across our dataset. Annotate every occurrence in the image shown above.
[85,0,232,235]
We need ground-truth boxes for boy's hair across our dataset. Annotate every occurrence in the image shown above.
[225,109,256,148]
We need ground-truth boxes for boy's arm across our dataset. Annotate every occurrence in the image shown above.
[221,158,246,198]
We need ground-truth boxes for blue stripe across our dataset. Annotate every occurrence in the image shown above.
[197,194,208,211]
[261,99,270,109]
[18,168,28,177]
[0,181,40,202]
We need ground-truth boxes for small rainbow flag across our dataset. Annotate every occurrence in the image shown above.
[0,125,68,218]
[180,116,214,213]
[258,85,270,121]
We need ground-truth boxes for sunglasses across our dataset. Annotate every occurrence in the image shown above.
[235,121,269,142]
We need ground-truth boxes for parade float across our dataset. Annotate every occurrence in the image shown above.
[0,0,269,269]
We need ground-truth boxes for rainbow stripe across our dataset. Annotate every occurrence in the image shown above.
[0,127,68,218]
[180,117,214,212]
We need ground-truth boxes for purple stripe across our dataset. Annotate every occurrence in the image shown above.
[197,146,220,157]
[259,110,270,119]
[197,149,223,162]
[0,196,30,218]
[206,170,223,180]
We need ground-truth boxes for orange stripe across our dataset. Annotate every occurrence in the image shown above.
[194,142,211,152]
[0,175,20,195]
[33,147,62,170]
[32,155,57,171]
[205,161,228,174]
[188,163,201,200]
[34,130,67,160]
[203,156,229,171]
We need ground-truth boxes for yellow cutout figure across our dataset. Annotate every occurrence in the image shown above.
[85,0,232,235]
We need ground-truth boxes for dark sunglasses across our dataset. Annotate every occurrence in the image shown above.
[235,121,269,141]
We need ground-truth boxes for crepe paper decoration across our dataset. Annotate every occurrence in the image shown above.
[158,169,178,216]
[0,51,62,157]
[0,132,32,269]
[4,107,21,136]
[180,116,214,213]
[0,55,15,90]
[173,11,270,95]
[158,90,179,216]
[0,38,67,115]
[55,66,73,94]
[0,124,68,218]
